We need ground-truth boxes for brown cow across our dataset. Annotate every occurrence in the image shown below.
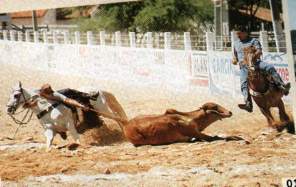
[119,102,236,146]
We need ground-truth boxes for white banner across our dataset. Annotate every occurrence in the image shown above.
[0,40,291,99]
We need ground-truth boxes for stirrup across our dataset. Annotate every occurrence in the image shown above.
[281,83,290,95]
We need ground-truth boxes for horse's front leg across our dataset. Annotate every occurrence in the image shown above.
[278,99,290,122]
[44,127,56,151]
[67,117,80,145]
[259,107,276,128]
[277,99,293,132]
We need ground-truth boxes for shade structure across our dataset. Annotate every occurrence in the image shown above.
[0,0,140,13]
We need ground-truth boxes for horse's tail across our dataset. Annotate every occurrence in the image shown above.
[102,91,128,129]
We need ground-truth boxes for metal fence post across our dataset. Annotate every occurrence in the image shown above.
[115,31,121,47]
[146,32,153,48]
[25,31,30,42]
[230,31,238,97]
[260,31,269,53]
[164,32,171,49]
[100,31,105,46]
[74,31,80,45]
[3,30,8,40]
[155,33,160,48]
[206,32,214,51]
[17,31,23,42]
[129,32,136,48]
[43,31,48,43]
[63,31,69,44]
[206,32,214,94]
[53,31,58,44]
[10,30,16,41]
[184,32,192,50]
[87,31,93,45]
[34,31,39,43]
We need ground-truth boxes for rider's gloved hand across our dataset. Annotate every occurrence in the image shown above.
[232,58,238,65]
[82,105,91,111]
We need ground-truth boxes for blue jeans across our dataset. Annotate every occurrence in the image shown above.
[240,61,279,102]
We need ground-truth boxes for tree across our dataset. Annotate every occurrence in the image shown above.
[77,2,144,32]
[133,0,213,33]
[228,0,271,31]
[76,0,213,33]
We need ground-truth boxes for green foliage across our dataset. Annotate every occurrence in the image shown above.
[228,0,274,31]
[76,0,213,33]
[75,18,103,32]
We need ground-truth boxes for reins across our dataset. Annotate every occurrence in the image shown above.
[8,87,35,139]
[8,109,34,139]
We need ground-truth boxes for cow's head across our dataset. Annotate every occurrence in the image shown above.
[201,102,232,119]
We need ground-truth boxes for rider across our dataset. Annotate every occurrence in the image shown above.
[232,26,290,113]
[38,84,90,111]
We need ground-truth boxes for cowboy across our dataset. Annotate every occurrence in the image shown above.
[232,27,290,113]
[38,84,90,111]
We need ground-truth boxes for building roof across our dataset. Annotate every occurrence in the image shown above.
[10,10,47,19]
[0,0,140,14]
[239,7,276,22]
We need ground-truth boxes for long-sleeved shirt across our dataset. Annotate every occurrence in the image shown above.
[233,37,262,64]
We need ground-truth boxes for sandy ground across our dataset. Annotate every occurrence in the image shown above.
[0,63,296,186]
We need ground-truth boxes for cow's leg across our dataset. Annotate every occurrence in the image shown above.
[44,128,55,151]
[193,131,222,142]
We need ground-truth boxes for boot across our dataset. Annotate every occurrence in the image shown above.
[88,91,100,101]
[278,82,291,96]
[238,99,253,113]
[271,72,290,95]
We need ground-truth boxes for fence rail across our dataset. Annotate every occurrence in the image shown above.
[0,30,287,52]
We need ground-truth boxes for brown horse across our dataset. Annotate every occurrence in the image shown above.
[243,46,294,133]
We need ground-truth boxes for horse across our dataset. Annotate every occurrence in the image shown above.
[6,82,80,150]
[243,46,294,133]
[6,82,128,150]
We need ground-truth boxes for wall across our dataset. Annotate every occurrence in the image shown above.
[0,39,290,100]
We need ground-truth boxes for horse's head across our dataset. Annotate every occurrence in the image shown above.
[243,46,257,71]
[6,82,32,114]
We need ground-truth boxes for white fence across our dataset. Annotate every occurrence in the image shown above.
[0,30,286,52]
[0,31,290,100]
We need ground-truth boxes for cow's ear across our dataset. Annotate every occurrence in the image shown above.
[165,109,176,115]
[201,105,207,111]
[206,110,220,115]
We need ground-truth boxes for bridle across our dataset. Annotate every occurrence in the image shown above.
[7,87,35,139]
[243,48,260,79]
[243,48,270,97]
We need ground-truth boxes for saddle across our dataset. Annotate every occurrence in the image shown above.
[57,89,102,130]
[248,70,277,97]
[57,89,93,111]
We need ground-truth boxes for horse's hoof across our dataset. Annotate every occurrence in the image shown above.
[276,125,286,132]
[286,121,295,134]
[67,143,80,150]
[59,132,67,140]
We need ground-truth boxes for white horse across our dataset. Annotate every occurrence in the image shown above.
[6,82,128,150]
